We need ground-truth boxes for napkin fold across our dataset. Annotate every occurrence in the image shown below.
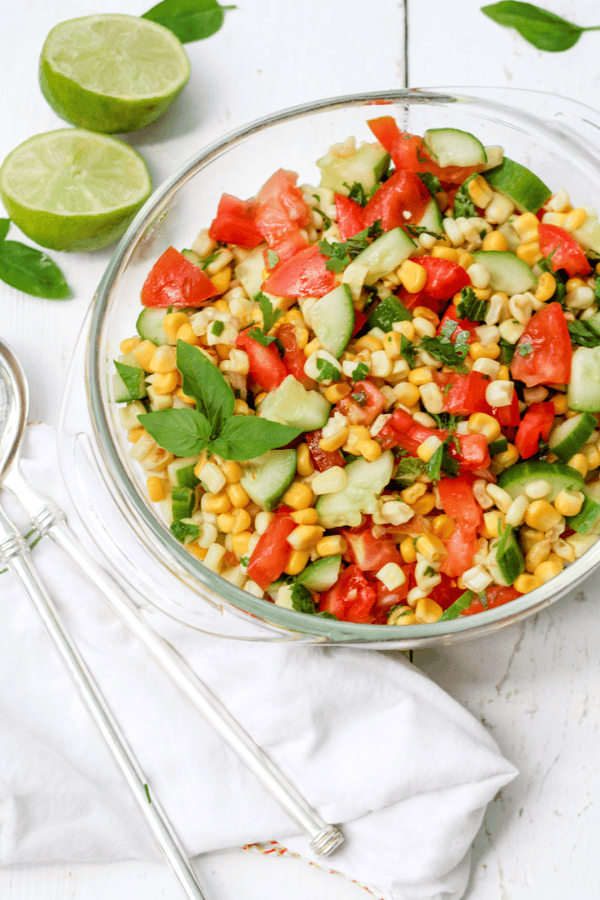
[0,424,517,900]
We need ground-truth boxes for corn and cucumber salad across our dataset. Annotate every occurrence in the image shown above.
[113,118,600,626]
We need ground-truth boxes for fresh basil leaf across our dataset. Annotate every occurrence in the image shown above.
[351,361,370,380]
[142,0,236,43]
[210,415,301,461]
[315,358,341,382]
[139,407,211,456]
[452,175,477,218]
[393,455,427,486]
[0,218,10,243]
[455,286,488,322]
[0,240,70,299]
[568,320,600,348]
[114,361,145,400]
[291,583,317,614]
[256,291,283,332]
[176,340,234,434]
[481,2,597,52]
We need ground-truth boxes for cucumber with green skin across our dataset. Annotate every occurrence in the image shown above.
[259,375,331,431]
[498,459,585,501]
[240,448,297,511]
[470,250,537,294]
[137,307,169,345]
[568,346,600,412]
[367,294,412,332]
[316,451,394,529]
[353,227,416,285]
[310,284,355,358]
[296,555,342,592]
[484,157,551,213]
[566,481,600,534]
[171,486,195,520]
[317,142,390,196]
[167,455,201,488]
[548,412,597,462]
[496,525,525,584]
[422,128,487,168]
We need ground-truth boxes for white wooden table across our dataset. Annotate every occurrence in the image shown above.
[2,1,600,897]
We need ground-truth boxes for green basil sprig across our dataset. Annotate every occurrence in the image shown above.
[482,2,600,52]
[142,0,236,44]
[0,218,69,299]
[139,341,301,461]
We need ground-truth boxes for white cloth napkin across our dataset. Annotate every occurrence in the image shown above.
[0,424,517,900]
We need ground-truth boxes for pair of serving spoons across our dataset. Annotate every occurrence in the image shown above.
[0,338,343,900]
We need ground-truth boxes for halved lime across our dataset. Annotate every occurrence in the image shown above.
[0,129,152,252]
[39,13,190,134]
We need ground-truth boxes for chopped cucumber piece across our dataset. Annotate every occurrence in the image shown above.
[584,310,600,338]
[438,590,475,621]
[181,248,202,267]
[471,250,536,294]
[484,157,551,213]
[367,294,412,332]
[488,436,508,456]
[234,245,278,305]
[309,284,354,357]
[240,449,297,511]
[498,459,585,501]
[423,128,487,168]
[353,227,416,285]
[259,375,331,431]
[296,555,342,592]
[548,412,597,462]
[316,451,394,529]
[171,487,195,520]
[113,361,147,402]
[572,216,600,256]
[567,481,600,534]
[137,307,169,346]
[167,455,201,488]
[568,346,600,412]
[496,525,525,584]
[416,197,443,234]
[317,141,390,196]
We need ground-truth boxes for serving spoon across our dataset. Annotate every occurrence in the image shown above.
[0,338,344,859]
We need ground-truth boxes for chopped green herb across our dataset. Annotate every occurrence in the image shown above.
[438,589,475,621]
[170,519,202,544]
[211,320,225,337]
[351,391,367,406]
[312,204,332,230]
[418,172,441,196]
[266,249,280,269]
[400,334,418,367]
[517,341,533,357]
[247,326,284,354]
[240,555,250,568]
[455,286,488,322]
[351,361,370,380]
[315,358,341,382]
[567,320,600,348]
[392,455,427,486]
[255,291,283,332]
[452,175,477,218]
[404,223,443,239]
[430,412,461,431]
[144,783,152,804]
[425,435,460,481]
[419,326,469,373]
[499,337,517,364]
[291,583,317,614]
[343,181,368,207]
[318,221,383,273]
[200,249,220,270]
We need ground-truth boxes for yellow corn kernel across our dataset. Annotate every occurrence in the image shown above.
[483,510,505,539]
[319,428,350,453]
[412,493,436,516]
[552,393,569,415]
[408,366,433,386]
[387,606,417,626]
[315,534,348,557]
[354,334,383,353]
[566,277,586,293]
[287,524,325,551]
[470,341,500,361]
[415,533,448,564]
[513,212,539,243]
[226,482,250,509]
[293,325,309,349]
[400,482,427,505]
[553,489,585,517]
[186,542,208,561]
[398,259,427,293]
[163,311,190,343]
[567,453,589,478]
[279,308,304,325]
[176,323,198,345]
[513,573,543,594]
[284,550,310,576]
[132,340,158,371]
[563,207,587,232]
[393,320,415,341]
[497,365,510,381]
[222,460,242,483]
[146,476,165,502]
[431,514,456,541]
[394,382,421,408]
[400,537,417,564]
[230,509,251,535]
[231,531,252,558]
[216,512,237,534]
[516,241,542,267]
[151,371,178,395]
[281,481,314,510]
[583,443,600,470]
[128,425,145,443]
[201,491,232,515]
[296,444,314,477]
[432,245,459,262]
[417,435,443,463]
[473,287,492,301]
[383,331,402,359]
[213,298,230,313]
[291,507,319,525]
[524,500,563,532]
[468,174,494,208]
[215,343,231,361]
[304,338,323,357]
[148,345,178,374]
[234,399,250,415]
[120,336,141,354]
[457,251,475,270]
[210,268,231,294]
[467,412,502,443]
[414,597,443,624]
[481,230,508,252]
[413,306,440,327]
[493,443,519,468]
[534,272,557,303]
[534,559,564,583]
[324,382,352,403]
[525,540,551,573]
[356,438,382,461]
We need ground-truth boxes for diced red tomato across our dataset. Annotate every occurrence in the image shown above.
[255,199,308,264]
[437,476,483,533]
[344,526,402,572]
[351,310,367,337]
[538,223,591,277]
[428,573,466,611]
[235,330,287,392]
[377,408,445,454]
[337,380,387,426]
[141,246,219,308]
[435,370,491,416]
[318,564,377,623]
[414,257,471,301]
[262,245,336,298]
[514,401,555,459]
[366,118,485,184]
[372,566,413,622]
[305,429,346,471]
[246,507,296,589]
[277,324,314,387]
[493,392,520,428]
[257,169,311,227]
[452,433,491,471]
[335,194,366,240]
[438,303,479,344]
[440,524,480,578]
[510,302,572,387]
[208,194,263,248]
[460,585,521,617]
[362,169,430,232]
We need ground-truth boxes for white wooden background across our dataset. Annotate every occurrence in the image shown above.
[2,1,600,898]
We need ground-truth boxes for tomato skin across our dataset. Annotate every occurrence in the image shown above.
[514,401,555,459]
[257,169,311,227]
[208,194,263,248]
[255,198,308,264]
[141,246,219,308]
[452,433,491,471]
[262,245,336,298]
[438,304,479,344]
[318,564,377,624]
[538,223,591,277]
[305,429,345,471]
[510,302,572,387]
[378,408,445,454]
[415,257,471,301]
[277,324,315,387]
[461,585,521,617]
[438,476,483,578]
[362,169,430,232]
[235,330,287,391]
[435,370,491,416]
[344,525,402,572]
[493,391,520,428]
[335,194,366,240]
[428,573,465,611]
[247,507,296,590]
[337,380,387,426]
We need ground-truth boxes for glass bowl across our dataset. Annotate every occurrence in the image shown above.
[60,87,600,648]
